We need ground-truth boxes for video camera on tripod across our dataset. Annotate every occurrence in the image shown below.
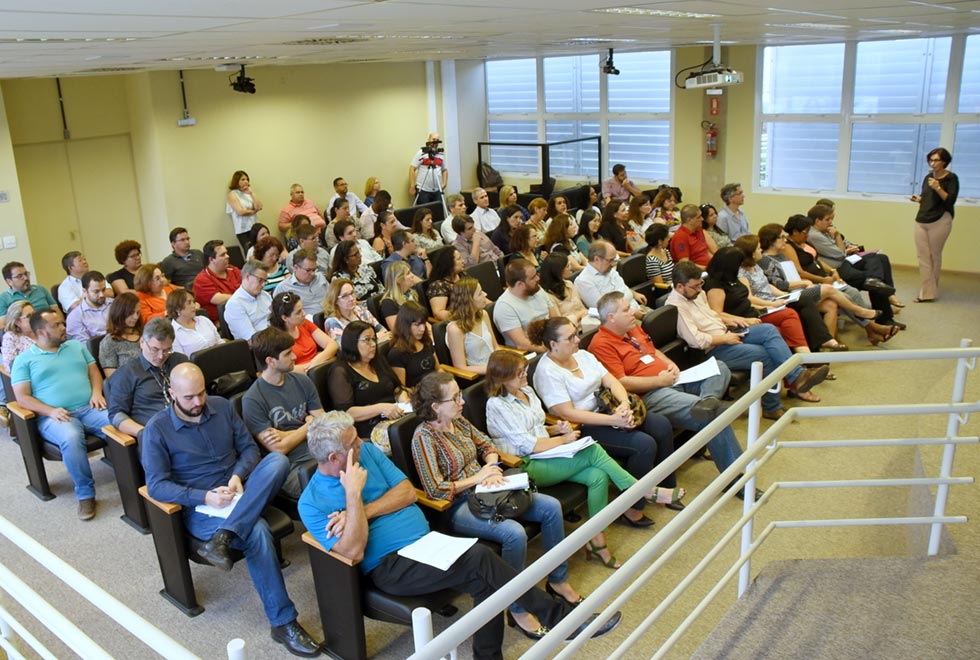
[420,138,444,160]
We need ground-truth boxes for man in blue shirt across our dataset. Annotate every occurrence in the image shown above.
[11,308,109,520]
[379,230,430,281]
[0,261,56,326]
[298,411,621,660]
[142,363,323,657]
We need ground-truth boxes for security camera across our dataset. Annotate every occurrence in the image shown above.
[230,65,256,94]
[603,48,620,76]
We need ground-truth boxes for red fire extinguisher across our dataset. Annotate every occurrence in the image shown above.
[703,121,718,158]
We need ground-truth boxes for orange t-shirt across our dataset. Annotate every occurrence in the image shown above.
[292,320,320,365]
[137,285,180,323]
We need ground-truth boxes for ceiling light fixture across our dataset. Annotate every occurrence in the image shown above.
[592,7,720,19]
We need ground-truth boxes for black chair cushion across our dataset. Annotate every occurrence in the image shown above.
[41,433,106,461]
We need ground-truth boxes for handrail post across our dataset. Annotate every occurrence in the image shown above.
[226,639,246,660]
[928,338,973,555]
[738,360,765,597]
[413,608,455,660]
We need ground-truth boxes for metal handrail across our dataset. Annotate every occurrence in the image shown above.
[409,343,980,660]
[0,514,219,660]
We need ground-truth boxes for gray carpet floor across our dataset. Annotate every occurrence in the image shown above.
[0,266,977,660]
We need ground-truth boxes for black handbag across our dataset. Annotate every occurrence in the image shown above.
[209,370,253,397]
[466,468,535,523]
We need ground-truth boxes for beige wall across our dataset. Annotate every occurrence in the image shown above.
[1,49,977,287]
[0,85,34,278]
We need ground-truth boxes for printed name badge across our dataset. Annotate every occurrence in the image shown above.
[640,355,655,364]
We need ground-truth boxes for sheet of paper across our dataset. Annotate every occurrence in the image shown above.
[759,305,786,316]
[475,472,529,493]
[396,401,413,414]
[194,493,241,519]
[397,531,478,571]
[779,261,802,282]
[832,281,847,290]
[845,254,862,264]
[774,290,802,304]
[530,436,596,460]
[675,356,721,386]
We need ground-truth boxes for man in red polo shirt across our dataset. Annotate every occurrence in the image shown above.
[669,204,712,268]
[589,290,746,479]
[193,240,243,323]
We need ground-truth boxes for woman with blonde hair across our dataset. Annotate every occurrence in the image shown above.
[378,260,421,330]
[363,176,381,206]
[497,185,529,221]
[2,300,36,372]
[445,277,500,376]
[321,278,389,342]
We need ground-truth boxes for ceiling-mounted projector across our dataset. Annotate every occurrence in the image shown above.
[684,67,743,90]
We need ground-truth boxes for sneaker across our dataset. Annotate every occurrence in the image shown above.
[77,498,96,521]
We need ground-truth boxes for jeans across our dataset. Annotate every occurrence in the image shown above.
[711,323,802,413]
[449,492,567,613]
[36,405,110,500]
[184,452,296,627]
[583,410,676,510]
[642,382,743,475]
[523,444,636,518]
[370,544,569,660]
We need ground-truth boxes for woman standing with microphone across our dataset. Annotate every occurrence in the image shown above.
[911,147,958,303]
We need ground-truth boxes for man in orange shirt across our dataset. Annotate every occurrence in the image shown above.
[669,204,713,268]
[277,183,325,233]
[589,290,746,481]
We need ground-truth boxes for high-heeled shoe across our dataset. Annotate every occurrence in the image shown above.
[584,541,620,569]
[506,611,549,640]
[546,582,585,607]
[645,486,686,511]
[619,512,656,528]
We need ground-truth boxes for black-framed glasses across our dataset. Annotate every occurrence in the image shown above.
[358,336,378,344]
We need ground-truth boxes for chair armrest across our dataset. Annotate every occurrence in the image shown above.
[653,282,671,290]
[544,413,581,431]
[139,485,182,515]
[102,425,136,447]
[437,364,479,381]
[7,401,34,421]
[415,488,451,512]
[302,531,362,567]
[499,452,522,468]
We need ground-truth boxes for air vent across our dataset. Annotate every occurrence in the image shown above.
[83,67,141,72]
[282,37,371,46]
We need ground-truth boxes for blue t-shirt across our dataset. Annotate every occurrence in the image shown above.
[11,340,95,411]
[0,285,57,318]
[298,442,429,574]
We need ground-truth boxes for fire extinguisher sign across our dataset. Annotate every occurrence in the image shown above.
[710,97,720,116]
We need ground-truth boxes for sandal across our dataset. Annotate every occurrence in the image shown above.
[584,541,620,569]
[788,388,821,403]
[820,341,849,352]
[881,325,901,342]
[646,487,686,511]
[913,297,935,303]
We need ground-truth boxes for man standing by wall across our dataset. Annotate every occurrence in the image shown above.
[409,132,448,206]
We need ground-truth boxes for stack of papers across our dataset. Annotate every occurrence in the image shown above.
[530,436,596,460]
[475,472,529,493]
[774,290,802,304]
[675,357,721,386]
[195,493,241,519]
[760,305,787,316]
[397,532,478,571]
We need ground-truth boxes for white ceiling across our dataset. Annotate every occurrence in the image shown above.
[0,0,977,78]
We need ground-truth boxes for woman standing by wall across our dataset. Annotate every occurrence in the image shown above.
[910,147,958,303]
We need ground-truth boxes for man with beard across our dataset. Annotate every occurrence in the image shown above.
[66,271,111,342]
[141,362,323,657]
[492,258,558,352]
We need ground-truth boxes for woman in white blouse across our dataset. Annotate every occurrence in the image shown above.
[227,170,262,249]
[166,289,222,357]
[485,350,649,571]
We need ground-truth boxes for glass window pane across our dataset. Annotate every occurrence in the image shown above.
[848,123,941,194]
[608,51,672,113]
[544,55,599,113]
[608,121,669,180]
[488,120,539,174]
[545,121,600,177]
[760,122,838,189]
[762,44,844,114]
[960,35,980,114]
[953,124,980,197]
[854,38,951,114]
[486,59,537,114]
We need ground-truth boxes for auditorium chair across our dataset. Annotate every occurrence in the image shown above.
[190,339,256,396]
[617,253,647,288]
[464,261,504,302]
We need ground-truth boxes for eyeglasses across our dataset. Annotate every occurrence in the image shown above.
[438,392,464,404]
[338,291,356,300]
[358,336,378,344]
[146,345,173,357]
[9,271,29,281]
[250,274,268,284]
[928,157,943,163]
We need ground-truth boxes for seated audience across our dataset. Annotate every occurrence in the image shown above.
[509,225,545,270]
[321,279,389,342]
[106,318,188,439]
[670,204,713,268]
[411,207,443,255]
[529,317,675,539]
[700,203,730,250]
[134,264,180,323]
[576,240,648,320]
[667,260,829,420]
[603,163,641,204]
[576,186,603,224]
[1,262,56,326]
[526,198,550,244]
[363,176,380,207]
[357,190,390,241]
[269,291,337,374]
[470,188,501,234]
[66,271,110,343]
[107,241,142,295]
[276,248,329,318]
[411,371,583,635]
[381,229,429,281]
[426,247,465,322]
[371,210,398,260]
[652,187,681,230]
[193,240,243,323]
[12,308,109,520]
[453,215,503,268]
[328,239,382,301]
[142,362,323,657]
[717,183,750,243]
[644,224,674,289]
[243,327,324,498]
[546,195,569,224]
[493,259,559,352]
[166,289,221,357]
[253,236,289,293]
[328,219,383,265]
[388,302,437,389]
[159,227,205,289]
[485,349,646,568]
[627,193,655,236]
[277,183,324,234]
[284,214,311,252]
[326,321,408,440]
[539,253,596,333]
[490,204,524,255]
[327,176,370,221]
[598,201,632,256]
[575,210,601,255]
[224,260,272,342]
[379,261,421,331]
[58,251,90,312]
[446,277,500,376]
[497,185,529,221]
[543,213,587,272]
[298,411,620,660]
[323,197,351,250]
[440,193,467,244]
[244,222,272,261]
[284,224,330,275]
[100,292,143,377]
[2,300,36,372]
